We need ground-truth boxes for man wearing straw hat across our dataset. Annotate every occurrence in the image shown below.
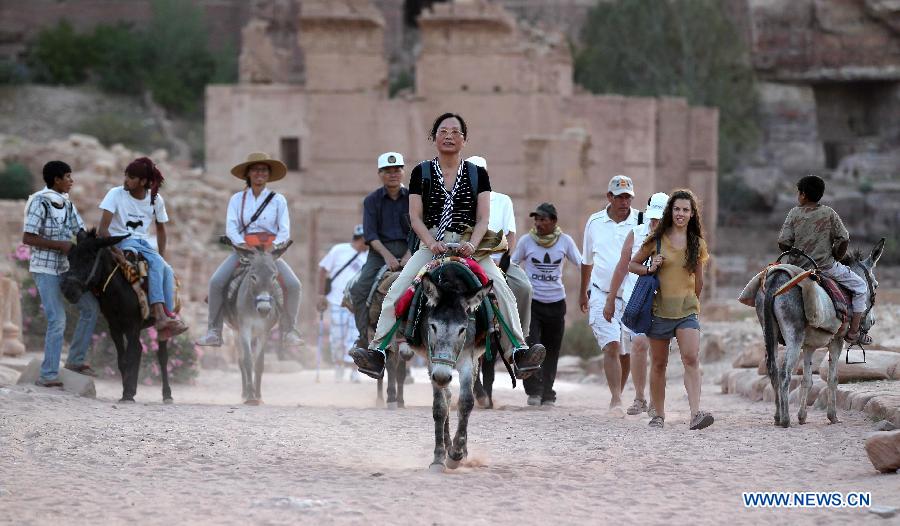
[196,152,302,347]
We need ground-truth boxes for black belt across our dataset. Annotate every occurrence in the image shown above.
[591,283,622,299]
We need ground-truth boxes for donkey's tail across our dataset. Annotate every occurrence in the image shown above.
[762,271,779,380]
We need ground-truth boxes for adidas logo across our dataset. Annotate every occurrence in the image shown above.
[531,252,562,272]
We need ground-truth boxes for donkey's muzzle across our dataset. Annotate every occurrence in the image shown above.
[430,365,453,387]
[255,294,274,315]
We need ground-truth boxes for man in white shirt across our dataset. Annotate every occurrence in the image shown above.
[317,225,368,382]
[579,175,640,413]
[466,156,532,335]
[604,192,668,417]
[512,202,581,407]
[99,157,187,337]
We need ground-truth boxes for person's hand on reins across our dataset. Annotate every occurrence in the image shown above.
[429,240,448,255]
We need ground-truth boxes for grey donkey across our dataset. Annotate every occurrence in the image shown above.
[756,239,883,428]
[223,242,294,405]
[415,265,493,472]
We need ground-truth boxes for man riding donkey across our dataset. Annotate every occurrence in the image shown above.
[196,153,302,348]
[98,157,188,338]
[350,112,546,380]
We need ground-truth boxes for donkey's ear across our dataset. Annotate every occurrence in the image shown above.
[421,274,441,307]
[868,238,885,267]
[464,280,493,313]
[271,240,293,260]
[98,234,130,248]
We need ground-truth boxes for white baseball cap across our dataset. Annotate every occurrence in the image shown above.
[608,175,634,196]
[645,192,669,220]
[377,152,404,169]
[352,224,365,238]
[465,156,487,169]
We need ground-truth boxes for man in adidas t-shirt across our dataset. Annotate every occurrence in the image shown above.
[511,202,581,407]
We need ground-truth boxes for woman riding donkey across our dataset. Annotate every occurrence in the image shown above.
[98,158,188,337]
[196,153,302,347]
[350,112,546,380]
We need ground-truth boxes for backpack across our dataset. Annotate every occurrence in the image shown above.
[622,236,661,334]
[406,160,481,252]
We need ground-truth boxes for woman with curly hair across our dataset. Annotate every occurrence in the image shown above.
[628,189,712,430]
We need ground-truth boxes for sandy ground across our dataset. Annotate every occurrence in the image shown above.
[1,356,896,526]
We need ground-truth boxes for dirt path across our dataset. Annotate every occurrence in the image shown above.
[1,365,894,525]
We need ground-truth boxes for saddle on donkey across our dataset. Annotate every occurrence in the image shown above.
[390,257,502,361]
[739,263,851,343]
[108,248,182,321]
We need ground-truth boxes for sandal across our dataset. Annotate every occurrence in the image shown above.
[844,332,873,345]
[648,416,664,428]
[689,410,714,430]
[626,398,648,415]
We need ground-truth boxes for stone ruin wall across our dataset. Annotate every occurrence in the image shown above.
[206,0,719,332]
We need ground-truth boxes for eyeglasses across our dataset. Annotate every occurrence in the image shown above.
[436,128,463,138]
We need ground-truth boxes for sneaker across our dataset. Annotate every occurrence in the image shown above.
[648,415,665,428]
[513,344,546,379]
[689,410,714,430]
[283,329,303,347]
[156,317,188,337]
[349,347,386,379]
[35,377,63,388]
[64,363,96,377]
[626,398,648,415]
[195,329,223,347]
[527,395,542,406]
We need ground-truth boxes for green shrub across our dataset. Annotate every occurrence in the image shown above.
[561,319,600,361]
[76,112,151,149]
[574,0,759,176]
[26,20,92,85]
[0,162,34,199]
[0,59,29,84]
[88,23,147,94]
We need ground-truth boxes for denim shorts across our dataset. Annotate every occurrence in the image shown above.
[647,313,700,340]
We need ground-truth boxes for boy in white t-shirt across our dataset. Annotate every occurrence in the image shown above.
[98,158,187,336]
[317,225,368,382]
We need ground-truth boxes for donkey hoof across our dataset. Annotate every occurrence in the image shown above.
[828,417,841,425]
[163,397,174,405]
[428,462,445,473]
[445,457,460,470]
[244,399,262,406]
[119,397,135,404]
[376,398,385,408]
[397,401,405,409]
[386,401,398,410]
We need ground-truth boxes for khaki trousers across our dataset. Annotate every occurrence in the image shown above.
[371,245,526,357]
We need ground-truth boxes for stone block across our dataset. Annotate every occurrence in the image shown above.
[864,430,900,473]
[16,358,96,397]
[701,334,725,363]
[0,365,18,385]
[733,346,765,368]
[819,349,900,383]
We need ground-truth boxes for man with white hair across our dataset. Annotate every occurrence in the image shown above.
[579,175,641,414]
[604,192,668,416]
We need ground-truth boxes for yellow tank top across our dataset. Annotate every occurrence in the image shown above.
[652,234,709,319]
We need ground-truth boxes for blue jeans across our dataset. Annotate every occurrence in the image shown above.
[33,272,99,380]
[117,238,175,310]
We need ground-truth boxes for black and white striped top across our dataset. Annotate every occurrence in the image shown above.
[408,159,492,234]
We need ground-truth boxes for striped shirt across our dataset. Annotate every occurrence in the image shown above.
[22,188,85,275]
[408,160,491,234]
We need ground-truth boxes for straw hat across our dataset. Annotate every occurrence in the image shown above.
[230,152,288,182]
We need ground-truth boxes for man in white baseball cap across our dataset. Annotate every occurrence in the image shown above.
[349,152,411,351]
[579,174,640,415]
[604,191,669,417]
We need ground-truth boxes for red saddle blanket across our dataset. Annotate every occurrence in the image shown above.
[811,273,850,323]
